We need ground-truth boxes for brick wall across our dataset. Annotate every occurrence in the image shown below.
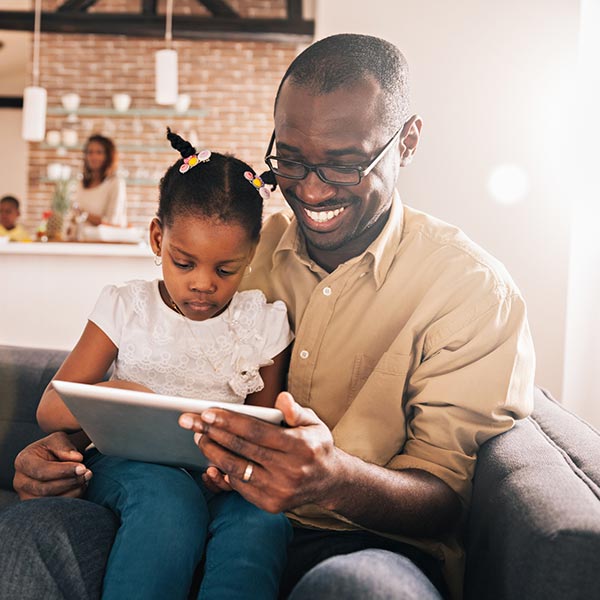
[24,0,305,232]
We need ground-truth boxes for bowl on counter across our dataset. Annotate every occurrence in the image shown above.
[81,225,145,244]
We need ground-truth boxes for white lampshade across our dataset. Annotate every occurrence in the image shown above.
[155,49,178,105]
[22,86,47,142]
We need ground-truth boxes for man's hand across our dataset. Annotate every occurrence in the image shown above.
[179,392,340,514]
[13,432,92,500]
[180,392,462,537]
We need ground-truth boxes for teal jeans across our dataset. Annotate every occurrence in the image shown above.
[84,449,292,600]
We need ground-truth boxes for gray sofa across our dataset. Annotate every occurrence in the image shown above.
[1,344,599,599]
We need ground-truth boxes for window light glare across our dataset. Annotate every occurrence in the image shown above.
[487,164,530,205]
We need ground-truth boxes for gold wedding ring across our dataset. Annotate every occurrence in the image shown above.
[242,462,254,483]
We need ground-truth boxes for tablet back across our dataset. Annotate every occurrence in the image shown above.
[52,380,283,470]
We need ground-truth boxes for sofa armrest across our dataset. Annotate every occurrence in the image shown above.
[464,387,600,599]
[0,345,68,492]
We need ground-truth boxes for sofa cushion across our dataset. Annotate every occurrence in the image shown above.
[464,387,600,599]
[0,346,68,492]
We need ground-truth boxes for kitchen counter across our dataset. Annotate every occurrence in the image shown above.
[0,241,152,257]
[0,241,157,350]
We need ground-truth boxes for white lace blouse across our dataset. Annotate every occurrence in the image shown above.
[89,280,294,403]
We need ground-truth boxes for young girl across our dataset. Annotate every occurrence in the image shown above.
[37,129,293,600]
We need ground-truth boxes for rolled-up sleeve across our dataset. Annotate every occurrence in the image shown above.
[387,290,535,505]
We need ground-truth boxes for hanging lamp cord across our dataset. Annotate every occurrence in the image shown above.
[32,0,42,87]
[165,0,174,49]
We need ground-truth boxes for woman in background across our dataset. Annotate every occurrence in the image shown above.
[74,135,127,227]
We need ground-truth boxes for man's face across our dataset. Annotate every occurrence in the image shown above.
[272,78,402,264]
[0,201,19,230]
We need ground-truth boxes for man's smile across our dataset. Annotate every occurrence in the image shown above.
[303,206,346,224]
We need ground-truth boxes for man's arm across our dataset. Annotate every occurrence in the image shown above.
[180,392,461,539]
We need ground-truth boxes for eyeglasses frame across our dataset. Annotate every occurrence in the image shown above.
[263,127,403,187]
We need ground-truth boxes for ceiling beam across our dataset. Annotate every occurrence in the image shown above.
[57,0,99,12]
[0,97,24,109]
[0,11,314,42]
[196,0,237,18]
[287,0,302,21]
[141,0,157,16]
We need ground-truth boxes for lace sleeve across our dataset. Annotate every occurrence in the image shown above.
[258,300,294,361]
[88,284,127,348]
[226,292,294,399]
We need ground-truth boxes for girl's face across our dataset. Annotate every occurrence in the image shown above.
[150,214,257,322]
[84,141,107,173]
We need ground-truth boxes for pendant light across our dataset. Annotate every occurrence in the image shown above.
[155,0,178,105]
[22,0,47,141]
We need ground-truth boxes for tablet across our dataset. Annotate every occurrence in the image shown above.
[52,380,284,470]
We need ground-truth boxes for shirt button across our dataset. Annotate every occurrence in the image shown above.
[322,286,332,296]
[299,350,310,359]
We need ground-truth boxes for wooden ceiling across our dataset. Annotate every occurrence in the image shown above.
[0,0,314,42]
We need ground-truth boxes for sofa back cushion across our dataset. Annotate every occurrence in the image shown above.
[0,345,68,491]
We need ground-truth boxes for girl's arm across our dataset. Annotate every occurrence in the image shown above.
[245,345,291,408]
[37,320,152,433]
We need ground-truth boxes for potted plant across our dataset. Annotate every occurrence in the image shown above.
[46,177,72,241]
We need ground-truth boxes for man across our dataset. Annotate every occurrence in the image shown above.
[1,34,534,599]
[0,195,31,241]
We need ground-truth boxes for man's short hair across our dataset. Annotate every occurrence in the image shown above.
[0,196,19,210]
[275,33,410,133]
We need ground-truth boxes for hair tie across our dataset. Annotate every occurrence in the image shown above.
[244,171,271,199]
[259,170,278,191]
[180,150,211,174]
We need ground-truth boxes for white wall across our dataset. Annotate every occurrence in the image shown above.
[315,0,581,397]
[0,30,30,95]
[0,109,27,204]
[562,0,600,426]
[0,26,29,206]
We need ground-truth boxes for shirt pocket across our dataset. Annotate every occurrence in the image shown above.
[350,352,412,398]
[335,352,413,464]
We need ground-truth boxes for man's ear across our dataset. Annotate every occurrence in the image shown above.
[399,115,423,167]
[149,217,163,255]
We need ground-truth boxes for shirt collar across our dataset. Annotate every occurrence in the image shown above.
[365,190,405,289]
[272,190,405,288]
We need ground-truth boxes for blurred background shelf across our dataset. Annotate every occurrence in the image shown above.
[40,143,174,154]
[47,107,207,118]
[40,176,159,187]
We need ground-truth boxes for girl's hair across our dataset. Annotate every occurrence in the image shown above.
[159,129,275,242]
[82,134,117,188]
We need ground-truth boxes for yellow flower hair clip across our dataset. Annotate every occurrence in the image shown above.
[179,149,211,174]
[244,171,271,199]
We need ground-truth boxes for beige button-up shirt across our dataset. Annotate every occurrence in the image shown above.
[242,194,535,591]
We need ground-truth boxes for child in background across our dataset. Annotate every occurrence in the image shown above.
[36,129,293,600]
[0,196,31,241]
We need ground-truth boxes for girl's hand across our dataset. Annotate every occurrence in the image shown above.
[201,465,233,494]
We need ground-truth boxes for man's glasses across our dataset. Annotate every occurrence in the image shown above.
[264,128,402,187]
